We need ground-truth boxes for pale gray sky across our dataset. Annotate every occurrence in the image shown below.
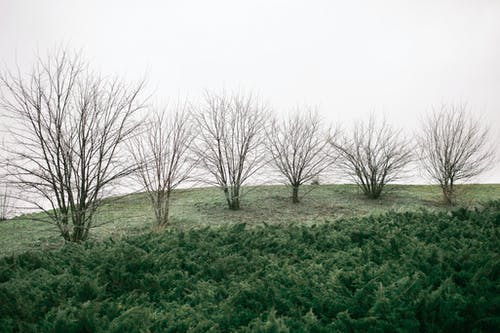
[1,0,499,182]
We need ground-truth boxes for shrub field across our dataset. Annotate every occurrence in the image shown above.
[0,201,499,332]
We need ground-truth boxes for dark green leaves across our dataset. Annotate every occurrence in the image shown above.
[0,201,499,332]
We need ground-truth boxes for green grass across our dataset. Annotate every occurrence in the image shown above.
[1,202,499,332]
[1,184,499,256]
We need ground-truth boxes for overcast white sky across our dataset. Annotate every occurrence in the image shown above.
[1,0,499,182]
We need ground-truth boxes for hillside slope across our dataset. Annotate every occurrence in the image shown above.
[1,184,499,256]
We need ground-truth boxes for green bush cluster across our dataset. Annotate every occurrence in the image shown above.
[0,201,499,332]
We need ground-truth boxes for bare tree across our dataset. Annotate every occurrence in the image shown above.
[193,91,268,210]
[0,185,12,221]
[0,148,12,220]
[266,109,333,203]
[418,104,495,205]
[330,115,412,199]
[129,103,195,229]
[0,49,146,241]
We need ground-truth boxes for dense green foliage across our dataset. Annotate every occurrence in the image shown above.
[0,201,499,332]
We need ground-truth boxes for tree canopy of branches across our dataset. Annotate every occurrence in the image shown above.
[266,109,332,203]
[193,91,268,210]
[129,104,195,229]
[330,115,412,199]
[0,49,146,242]
[418,104,495,205]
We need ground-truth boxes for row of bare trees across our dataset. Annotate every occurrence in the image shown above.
[0,50,496,241]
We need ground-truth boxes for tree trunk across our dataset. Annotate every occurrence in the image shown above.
[159,192,170,229]
[292,185,300,203]
[60,223,70,242]
[442,184,454,205]
[230,195,240,210]
[73,210,85,242]
[371,185,383,199]
[223,186,233,209]
[225,185,240,210]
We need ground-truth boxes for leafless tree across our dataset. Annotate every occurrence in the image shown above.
[266,109,333,203]
[0,185,12,221]
[0,148,11,220]
[418,104,496,205]
[129,103,196,229]
[193,91,268,210]
[0,49,146,241]
[330,115,412,199]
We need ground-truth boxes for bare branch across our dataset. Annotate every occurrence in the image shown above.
[192,91,269,210]
[330,115,413,199]
[417,104,496,205]
[266,108,333,203]
[128,101,196,228]
[0,48,146,241]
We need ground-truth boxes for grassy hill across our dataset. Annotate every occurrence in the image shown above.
[1,184,500,256]
[0,199,499,332]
